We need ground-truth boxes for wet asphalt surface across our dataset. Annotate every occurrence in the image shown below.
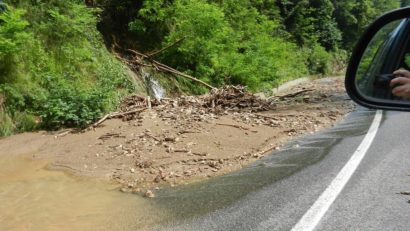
[133,108,410,231]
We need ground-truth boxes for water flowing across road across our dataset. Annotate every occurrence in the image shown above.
[0,155,168,231]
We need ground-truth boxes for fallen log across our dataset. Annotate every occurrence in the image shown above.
[90,108,147,129]
[113,45,216,90]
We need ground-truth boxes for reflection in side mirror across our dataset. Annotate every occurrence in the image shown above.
[346,7,410,111]
[356,19,404,100]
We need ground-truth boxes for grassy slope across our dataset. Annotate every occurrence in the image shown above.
[0,1,137,136]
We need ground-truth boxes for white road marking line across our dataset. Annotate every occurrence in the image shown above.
[290,110,383,231]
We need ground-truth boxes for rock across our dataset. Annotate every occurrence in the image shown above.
[120,187,131,193]
[154,175,162,183]
[136,160,153,168]
[166,146,174,153]
[144,190,155,198]
[208,161,219,168]
[165,137,179,142]
[399,191,410,195]
[183,170,192,176]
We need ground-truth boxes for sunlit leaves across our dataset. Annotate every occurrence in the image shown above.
[0,6,30,58]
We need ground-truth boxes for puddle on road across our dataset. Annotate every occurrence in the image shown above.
[0,155,167,231]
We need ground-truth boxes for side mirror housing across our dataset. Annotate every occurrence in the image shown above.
[346,7,410,111]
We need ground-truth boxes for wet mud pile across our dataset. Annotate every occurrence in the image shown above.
[0,77,355,198]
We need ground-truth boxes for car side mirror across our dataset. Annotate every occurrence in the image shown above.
[346,7,410,111]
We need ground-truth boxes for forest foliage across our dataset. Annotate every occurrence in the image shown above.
[100,0,401,92]
[0,0,403,135]
[0,0,133,135]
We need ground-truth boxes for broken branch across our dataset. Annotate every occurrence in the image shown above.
[90,108,147,129]
[147,37,185,58]
[216,123,257,133]
[113,44,216,90]
[277,89,313,99]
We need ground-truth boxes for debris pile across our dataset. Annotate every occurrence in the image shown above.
[119,95,149,112]
[114,85,275,123]
[52,77,354,196]
[203,86,275,112]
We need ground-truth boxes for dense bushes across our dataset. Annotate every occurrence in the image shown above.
[120,0,401,92]
[0,1,133,135]
[129,0,310,92]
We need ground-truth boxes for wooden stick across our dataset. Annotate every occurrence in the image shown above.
[253,145,277,156]
[153,60,215,89]
[255,114,277,120]
[126,49,148,58]
[111,108,147,118]
[54,130,73,138]
[145,133,161,142]
[147,37,185,58]
[174,149,190,153]
[92,113,112,128]
[120,46,216,90]
[216,123,257,133]
[277,89,313,99]
[91,108,147,129]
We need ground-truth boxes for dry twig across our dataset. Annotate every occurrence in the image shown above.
[277,89,313,99]
[147,37,185,58]
[216,123,257,133]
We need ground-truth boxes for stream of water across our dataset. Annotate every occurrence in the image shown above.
[142,68,166,100]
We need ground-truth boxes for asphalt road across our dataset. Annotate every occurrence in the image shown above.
[146,109,410,231]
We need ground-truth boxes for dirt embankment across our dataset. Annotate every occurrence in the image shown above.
[0,77,354,197]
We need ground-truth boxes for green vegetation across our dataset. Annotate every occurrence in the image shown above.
[100,0,401,92]
[0,1,133,135]
[0,0,403,136]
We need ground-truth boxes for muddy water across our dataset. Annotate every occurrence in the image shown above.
[0,155,166,231]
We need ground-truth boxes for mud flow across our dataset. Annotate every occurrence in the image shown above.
[0,155,166,231]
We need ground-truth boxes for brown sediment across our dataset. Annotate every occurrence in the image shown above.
[0,77,355,196]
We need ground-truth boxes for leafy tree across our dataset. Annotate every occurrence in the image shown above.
[403,0,410,7]
[130,0,310,91]
[0,6,30,80]
[333,0,400,50]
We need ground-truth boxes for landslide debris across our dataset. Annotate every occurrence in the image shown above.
[78,77,353,194]
[117,85,276,118]
[3,77,354,196]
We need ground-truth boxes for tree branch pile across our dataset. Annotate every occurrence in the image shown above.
[117,85,275,117]
[87,83,317,131]
[203,86,275,112]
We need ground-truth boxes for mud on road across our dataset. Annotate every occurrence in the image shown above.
[0,77,354,197]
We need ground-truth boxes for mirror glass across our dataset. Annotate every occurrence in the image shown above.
[355,19,410,102]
